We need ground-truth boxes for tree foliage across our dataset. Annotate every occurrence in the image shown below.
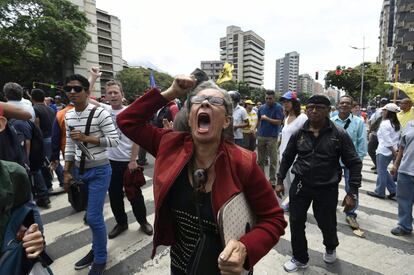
[116,67,174,102]
[0,0,90,87]
[324,62,390,105]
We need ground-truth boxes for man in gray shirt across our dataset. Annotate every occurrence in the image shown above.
[390,121,414,236]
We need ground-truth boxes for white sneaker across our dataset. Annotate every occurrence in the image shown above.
[283,257,309,272]
[323,249,337,263]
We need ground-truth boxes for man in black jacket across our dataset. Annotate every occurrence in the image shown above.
[276,95,362,273]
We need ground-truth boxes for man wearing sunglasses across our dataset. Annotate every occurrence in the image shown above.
[63,74,119,275]
[276,95,362,272]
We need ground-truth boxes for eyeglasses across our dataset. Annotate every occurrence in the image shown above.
[190,95,225,106]
[63,85,85,93]
[306,104,327,111]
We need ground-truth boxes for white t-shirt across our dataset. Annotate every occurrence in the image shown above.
[279,113,308,160]
[376,119,400,156]
[101,104,136,162]
[233,104,248,139]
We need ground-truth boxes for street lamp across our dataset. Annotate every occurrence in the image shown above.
[350,36,369,106]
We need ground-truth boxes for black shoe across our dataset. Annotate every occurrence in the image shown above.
[36,198,51,208]
[108,223,128,239]
[140,222,153,236]
[387,193,396,200]
[88,262,106,275]
[74,250,94,270]
[367,191,385,199]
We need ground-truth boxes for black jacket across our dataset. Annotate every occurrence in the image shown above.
[277,119,362,194]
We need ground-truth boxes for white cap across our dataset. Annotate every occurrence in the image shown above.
[382,103,400,113]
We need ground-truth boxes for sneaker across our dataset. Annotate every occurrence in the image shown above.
[323,249,337,263]
[391,226,412,236]
[74,250,94,270]
[88,262,106,275]
[283,257,309,272]
[346,216,359,229]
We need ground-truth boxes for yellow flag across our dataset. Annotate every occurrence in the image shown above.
[216,62,234,85]
[385,82,414,101]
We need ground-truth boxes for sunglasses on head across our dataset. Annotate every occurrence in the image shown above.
[190,95,225,106]
[63,85,85,93]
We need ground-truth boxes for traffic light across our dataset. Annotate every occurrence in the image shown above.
[315,71,319,80]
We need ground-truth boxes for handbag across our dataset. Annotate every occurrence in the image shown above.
[123,166,146,201]
[67,107,97,212]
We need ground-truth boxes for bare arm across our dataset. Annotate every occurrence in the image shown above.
[0,102,31,120]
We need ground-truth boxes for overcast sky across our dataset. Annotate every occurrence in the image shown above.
[97,0,383,89]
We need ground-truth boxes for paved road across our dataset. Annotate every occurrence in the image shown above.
[41,156,414,275]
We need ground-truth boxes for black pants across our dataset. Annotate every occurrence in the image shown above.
[289,178,339,263]
[368,134,378,168]
[108,160,148,226]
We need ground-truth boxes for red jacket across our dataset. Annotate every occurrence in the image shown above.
[117,89,286,268]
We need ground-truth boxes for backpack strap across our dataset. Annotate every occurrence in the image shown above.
[79,107,97,175]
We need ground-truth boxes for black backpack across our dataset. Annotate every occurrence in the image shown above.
[0,123,26,167]
[7,120,45,172]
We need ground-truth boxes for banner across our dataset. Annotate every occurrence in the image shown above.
[385,82,414,101]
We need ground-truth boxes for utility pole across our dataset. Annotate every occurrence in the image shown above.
[350,36,369,106]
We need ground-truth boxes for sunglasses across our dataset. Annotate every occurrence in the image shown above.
[190,95,225,106]
[306,104,328,111]
[63,85,85,93]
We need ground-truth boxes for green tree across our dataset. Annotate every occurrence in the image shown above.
[324,63,390,105]
[0,0,90,87]
[116,67,173,102]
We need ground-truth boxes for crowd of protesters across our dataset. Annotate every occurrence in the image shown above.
[0,67,413,274]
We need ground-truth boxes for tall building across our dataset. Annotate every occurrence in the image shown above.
[313,82,324,94]
[200,61,224,81]
[275,51,300,93]
[219,26,265,88]
[297,74,313,94]
[69,0,124,94]
[379,0,414,83]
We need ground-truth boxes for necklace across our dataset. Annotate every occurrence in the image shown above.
[75,110,84,121]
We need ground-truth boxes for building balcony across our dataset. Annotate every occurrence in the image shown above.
[243,72,264,80]
[97,12,111,23]
[98,29,111,39]
[97,21,111,31]
[98,37,112,47]
[99,63,113,71]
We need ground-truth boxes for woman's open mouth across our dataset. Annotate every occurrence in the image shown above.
[197,113,211,133]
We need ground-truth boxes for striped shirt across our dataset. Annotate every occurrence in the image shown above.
[64,103,119,168]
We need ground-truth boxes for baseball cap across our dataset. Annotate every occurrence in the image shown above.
[280,91,298,101]
[382,103,400,113]
[245,99,255,105]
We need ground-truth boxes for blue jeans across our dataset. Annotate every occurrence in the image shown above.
[396,172,414,232]
[375,154,396,197]
[41,138,53,189]
[73,164,112,264]
[343,168,358,217]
